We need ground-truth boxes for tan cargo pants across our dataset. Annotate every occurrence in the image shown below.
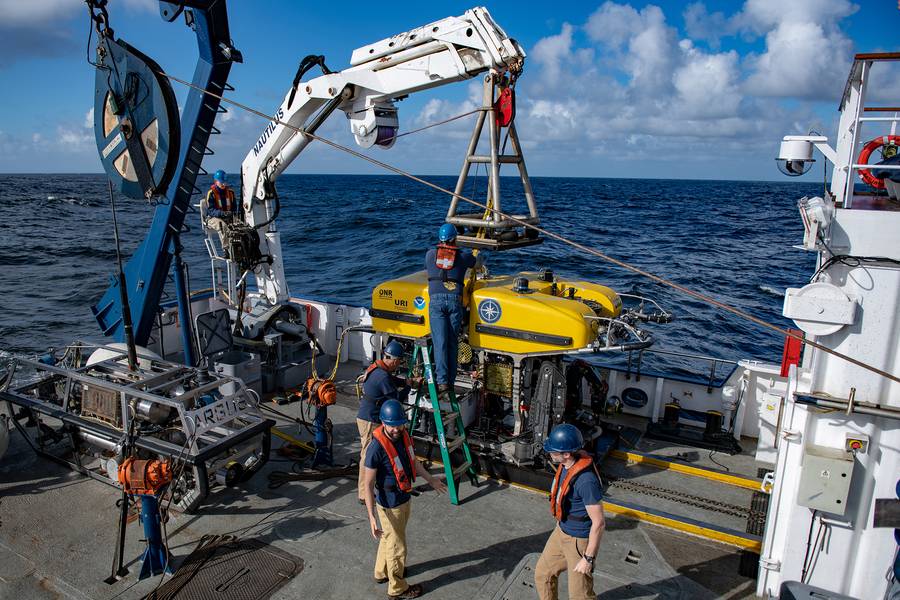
[534,525,596,600]
[375,500,411,596]
[357,418,376,500]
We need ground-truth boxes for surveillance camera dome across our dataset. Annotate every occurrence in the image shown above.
[776,138,816,177]
[776,158,814,177]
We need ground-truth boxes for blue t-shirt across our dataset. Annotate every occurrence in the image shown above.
[358,367,405,422]
[557,467,603,538]
[425,247,476,297]
[364,434,414,508]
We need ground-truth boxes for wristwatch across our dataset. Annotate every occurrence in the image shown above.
[582,554,595,570]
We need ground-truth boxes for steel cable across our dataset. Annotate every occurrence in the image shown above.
[154,69,900,386]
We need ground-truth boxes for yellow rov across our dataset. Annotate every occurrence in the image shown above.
[371,268,666,356]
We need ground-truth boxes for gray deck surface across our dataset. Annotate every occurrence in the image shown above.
[0,365,760,599]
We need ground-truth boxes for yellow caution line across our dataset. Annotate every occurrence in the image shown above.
[609,449,762,491]
[419,453,761,552]
[601,501,762,552]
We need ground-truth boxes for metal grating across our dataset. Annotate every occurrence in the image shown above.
[146,535,302,600]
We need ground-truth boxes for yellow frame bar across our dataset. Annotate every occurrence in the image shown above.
[609,449,762,491]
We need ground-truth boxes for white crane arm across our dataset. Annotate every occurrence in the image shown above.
[236,7,525,305]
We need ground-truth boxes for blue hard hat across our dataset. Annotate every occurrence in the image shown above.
[384,340,405,359]
[379,399,408,426]
[543,424,584,453]
[213,169,226,182]
[438,223,457,242]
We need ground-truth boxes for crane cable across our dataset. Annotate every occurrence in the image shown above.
[155,69,900,387]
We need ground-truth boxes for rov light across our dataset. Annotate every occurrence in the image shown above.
[776,138,816,177]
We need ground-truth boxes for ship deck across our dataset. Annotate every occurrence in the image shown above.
[0,362,761,599]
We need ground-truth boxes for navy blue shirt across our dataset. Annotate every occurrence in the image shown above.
[425,247,476,297]
[557,467,603,538]
[364,434,414,508]
[358,366,406,422]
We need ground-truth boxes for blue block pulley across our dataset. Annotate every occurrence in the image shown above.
[93,35,180,200]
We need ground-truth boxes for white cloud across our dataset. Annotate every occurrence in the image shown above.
[84,108,94,129]
[393,0,871,178]
[740,0,858,100]
[531,23,575,87]
[0,0,156,24]
[0,0,80,25]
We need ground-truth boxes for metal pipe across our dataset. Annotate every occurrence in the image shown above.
[507,122,540,220]
[77,430,121,453]
[794,393,900,420]
[172,238,196,366]
[447,215,537,228]
[108,180,138,372]
[467,155,521,164]
[487,79,502,223]
[448,109,487,219]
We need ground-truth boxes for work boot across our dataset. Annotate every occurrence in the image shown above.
[436,383,452,393]
[388,583,423,599]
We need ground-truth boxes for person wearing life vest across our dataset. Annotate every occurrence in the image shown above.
[424,224,476,395]
[357,340,421,504]
[203,169,238,248]
[364,400,447,600]
[534,424,605,600]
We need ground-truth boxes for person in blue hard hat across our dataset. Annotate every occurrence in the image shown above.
[356,340,422,504]
[424,223,477,394]
[364,399,446,599]
[534,424,605,600]
[203,169,239,248]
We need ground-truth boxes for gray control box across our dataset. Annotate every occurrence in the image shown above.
[798,444,854,515]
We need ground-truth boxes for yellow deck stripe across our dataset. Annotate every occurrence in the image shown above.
[601,501,762,551]
[418,453,761,551]
[609,449,762,491]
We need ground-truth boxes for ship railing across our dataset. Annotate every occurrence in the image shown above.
[622,347,739,393]
[839,53,900,209]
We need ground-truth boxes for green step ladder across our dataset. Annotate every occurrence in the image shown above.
[408,339,478,505]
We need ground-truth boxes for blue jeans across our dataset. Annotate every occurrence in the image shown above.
[429,293,464,385]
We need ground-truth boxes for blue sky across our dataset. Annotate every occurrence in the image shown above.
[0,0,898,180]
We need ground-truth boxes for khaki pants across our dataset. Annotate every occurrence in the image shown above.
[535,525,596,600]
[375,501,411,596]
[206,216,230,247]
[357,418,376,500]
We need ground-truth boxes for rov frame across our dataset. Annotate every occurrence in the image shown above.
[0,345,273,512]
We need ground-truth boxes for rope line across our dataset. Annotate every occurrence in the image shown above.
[156,70,900,386]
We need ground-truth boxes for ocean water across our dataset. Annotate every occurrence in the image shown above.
[0,174,820,376]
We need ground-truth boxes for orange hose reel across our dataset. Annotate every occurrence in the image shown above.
[306,377,337,407]
[117,457,172,495]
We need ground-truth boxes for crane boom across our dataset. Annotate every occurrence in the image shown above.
[236,7,525,306]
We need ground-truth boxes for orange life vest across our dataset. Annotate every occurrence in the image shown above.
[360,360,390,384]
[549,451,595,521]
[372,425,417,493]
[435,243,458,270]
[208,184,235,212]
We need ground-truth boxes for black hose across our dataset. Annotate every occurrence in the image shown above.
[267,461,357,489]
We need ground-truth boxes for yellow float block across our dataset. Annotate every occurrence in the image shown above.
[371,271,622,354]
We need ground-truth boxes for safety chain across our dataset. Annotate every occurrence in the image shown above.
[86,0,112,37]
[605,475,766,522]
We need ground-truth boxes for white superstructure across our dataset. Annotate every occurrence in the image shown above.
[760,53,900,599]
